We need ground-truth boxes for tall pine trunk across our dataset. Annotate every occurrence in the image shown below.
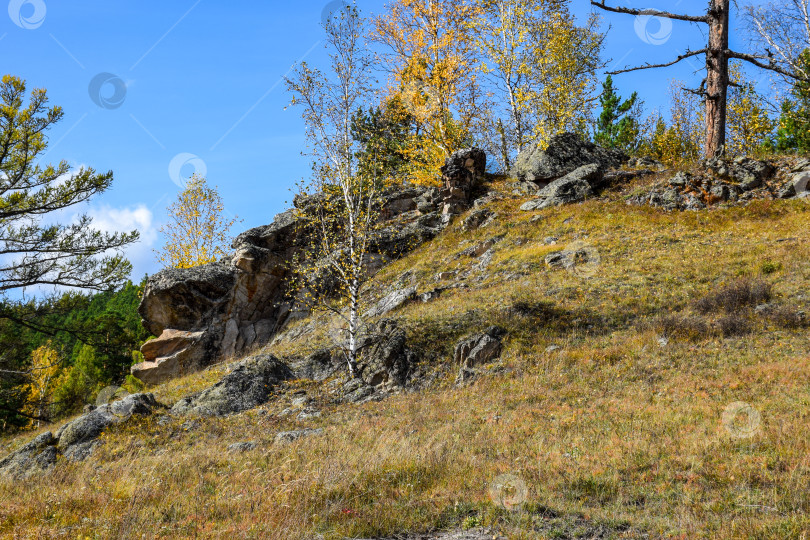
[705,0,730,158]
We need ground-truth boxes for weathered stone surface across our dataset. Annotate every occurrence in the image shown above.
[454,326,506,384]
[274,428,323,444]
[357,319,416,387]
[793,171,810,197]
[134,329,207,385]
[0,431,57,478]
[365,286,418,319]
[227,441,258,453]
[520,164,602,210]
[170,353,293,416]
[704,157,775,190]
[511,132,626,184]
[463,208,496,231]
[57,393,159,451]
[1,393,160,478]
[440,148,487,215]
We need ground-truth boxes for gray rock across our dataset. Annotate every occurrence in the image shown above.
[668,172,690,187]
[510,132,626,184]
[1,393,159,478]
[357,319,417,387]
[287,348,343,382]
[274,428,324,444]
[57,393,159,451]
[460,235,504,257]
[704,157,774,190]
[170,353,293,416]
[365,286,418,319]
[227,441,257,453]
[519,164,603,211]
[793,171,810,197]
[0,431,57,478]
[454,327,506,384]
[463,208,495,231]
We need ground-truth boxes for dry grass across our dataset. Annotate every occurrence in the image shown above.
[2,181,810,539]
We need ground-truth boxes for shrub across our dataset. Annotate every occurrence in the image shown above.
[694,278,772,314]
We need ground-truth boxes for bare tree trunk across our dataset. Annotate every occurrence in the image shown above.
[705,0,730,157]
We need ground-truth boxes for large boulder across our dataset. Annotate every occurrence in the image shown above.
[520,164,603,211]
[170,353,293,416]
[511,132,626,185]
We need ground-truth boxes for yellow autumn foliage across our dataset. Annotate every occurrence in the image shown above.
[156,174,239,269]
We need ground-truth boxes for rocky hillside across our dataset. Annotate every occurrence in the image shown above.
[2,136,810,539]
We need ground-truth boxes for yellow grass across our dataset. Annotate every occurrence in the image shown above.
[2,180,810,539]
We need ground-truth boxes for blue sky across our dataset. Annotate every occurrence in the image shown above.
[1,0,774,283]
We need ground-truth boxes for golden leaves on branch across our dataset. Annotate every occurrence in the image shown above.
[156,174,240,269]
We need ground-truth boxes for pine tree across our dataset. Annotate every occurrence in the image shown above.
[593,75,639,152]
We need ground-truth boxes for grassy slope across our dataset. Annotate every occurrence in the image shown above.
[2,176,810,539]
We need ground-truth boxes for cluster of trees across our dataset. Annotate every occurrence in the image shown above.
[0,75,147,432]
[329,0,810,180]
[0,281,150,430]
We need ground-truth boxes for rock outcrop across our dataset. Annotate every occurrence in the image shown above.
[170,353,293,417]
[511,132,626,185]
[134,152,485,385]
[455,326,506,384]
[520,163,604,211]
[440,147,487,215]
[0,393,160,478]
[628,157,807,211]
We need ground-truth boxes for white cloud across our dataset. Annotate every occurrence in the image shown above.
[86,204,159,281]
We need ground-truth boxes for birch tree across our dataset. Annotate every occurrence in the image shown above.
[156,174,239,269]
[474,0,604,170]
[286,3,379,378]
[373,0,483,183]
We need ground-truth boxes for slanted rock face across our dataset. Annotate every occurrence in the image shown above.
[135,151,486,385]
[170,353,293,416]
[520,163,603,211]
[511,132,627,185]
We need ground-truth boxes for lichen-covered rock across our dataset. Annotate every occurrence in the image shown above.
[0,431,57,478]
[57,393,159,451]
[520,164,602,210]
[454,326,506,384]
[0,393,160,478]
[704,157,775,190]
[170,353,293,416]
[511,132,626,185]
[357,319,416,388]
[274,428,323,444]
